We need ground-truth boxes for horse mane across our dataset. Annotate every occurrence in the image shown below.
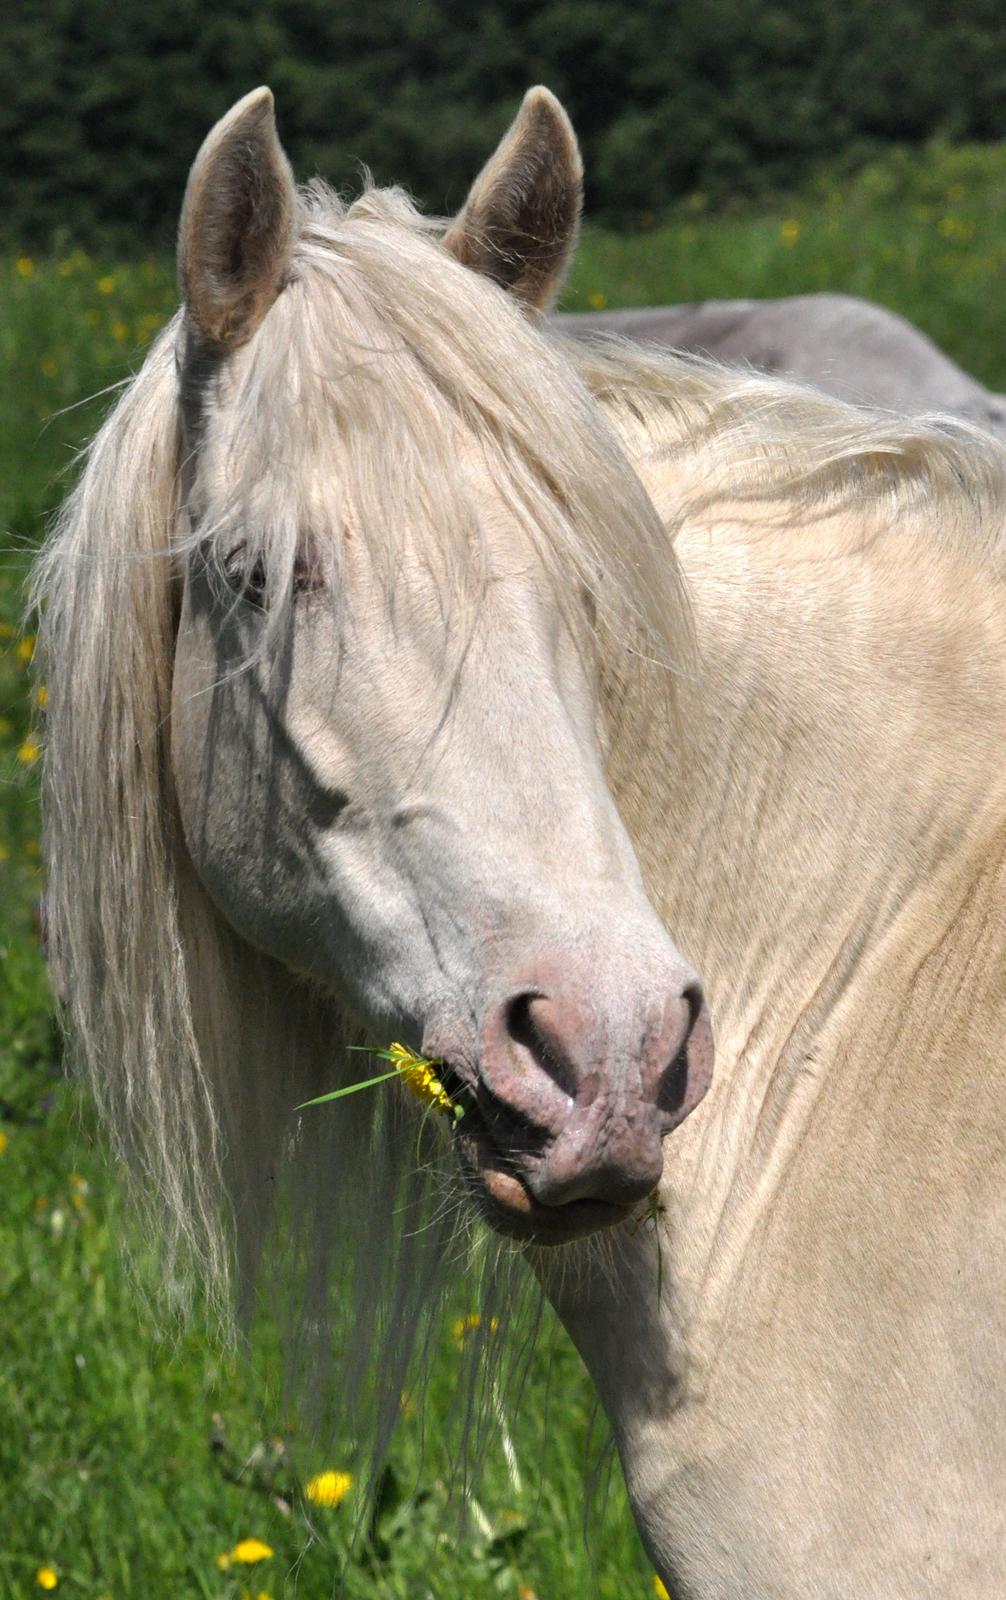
[568,334,1006,567]
[30,174,1006,1480]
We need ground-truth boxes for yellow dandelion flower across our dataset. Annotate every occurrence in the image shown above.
[451,1312,500,1345]
[0,1129,8,1154]
[17,738,41,764]
[216,1553,232,1571]
[111,321,129,342]
[36,685,48,708]
[41,357,58,379]
[17,257,34,278]
[587,291,606,309]
[653,1576,671,1598]
[35,1568,58,1591]
[0,843,8,862]
[57,258,76,276]
[387,1042,456,1115]
[780,219,800,245]
[305,1468,353,1508]
[17,634,35,662]
[231,1539,274,1564]
[97,275,116,295]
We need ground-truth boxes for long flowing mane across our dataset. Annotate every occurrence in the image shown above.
[31,175,1006,1473]
[571,334,1006,561]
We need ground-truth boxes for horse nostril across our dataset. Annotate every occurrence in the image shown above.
[657,982,713,1124]
[682,981,704,1041]
[505,991,577,1099]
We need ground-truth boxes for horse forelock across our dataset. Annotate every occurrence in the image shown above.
[175,178,694,689]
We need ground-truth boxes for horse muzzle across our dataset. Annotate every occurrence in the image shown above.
[429,958,715,1243]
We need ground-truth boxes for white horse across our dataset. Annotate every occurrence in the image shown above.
[558,296,1006,437]
[34,87,1006,1598]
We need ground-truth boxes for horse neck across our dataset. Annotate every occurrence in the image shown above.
[624,468,1006,1082]
[541,440,1006,1428]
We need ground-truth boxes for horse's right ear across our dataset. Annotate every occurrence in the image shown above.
[443,87,583,313]
[178,87,296,352]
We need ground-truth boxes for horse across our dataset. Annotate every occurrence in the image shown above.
[33,86,1006,1598]
[558,296,1006,437]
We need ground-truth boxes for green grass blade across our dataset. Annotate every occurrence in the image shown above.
[296,1067,401,1110]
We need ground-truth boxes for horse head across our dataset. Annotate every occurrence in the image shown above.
[169,87,713,1243]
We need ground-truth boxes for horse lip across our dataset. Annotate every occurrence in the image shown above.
[458,1141,632,1243]
[444,1073,634,1242]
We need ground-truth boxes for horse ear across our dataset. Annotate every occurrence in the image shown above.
[178,87,296,351]
[443,86,582,313]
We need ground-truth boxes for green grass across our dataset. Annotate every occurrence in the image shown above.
[4,140,1006,1597]
[566,139,1006,395]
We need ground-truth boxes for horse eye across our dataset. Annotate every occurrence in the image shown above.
[222,544,268,609]
[219,543,323,609]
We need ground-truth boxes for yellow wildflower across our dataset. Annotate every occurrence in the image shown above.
[231,1539,274,1564]
[216,1553,232,1571]
[35,1569,58,1591]
[587,291,606,310]
[16,257,34,278]
[111,321,129,342]
[451,1312,500,1345]
[83,309,100,327]
[387,1042,456,1115]
[780,218,800,245]
[0,843,7,862]
[17,738,41,764]
[0,716,12,735]
[653,1577,671,1598]
[0,622,13,638]
[36,685,48,708]
[305,1469,353,1508]
[0,1129,7,1154]
[17,634,35,662]
[41,357,58,379]
[97,275,116,295]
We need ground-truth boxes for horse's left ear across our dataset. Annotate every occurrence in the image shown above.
[443,86,582,314]
[178,86,296,351]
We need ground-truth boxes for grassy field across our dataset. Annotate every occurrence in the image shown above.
[4,140,1006,1598]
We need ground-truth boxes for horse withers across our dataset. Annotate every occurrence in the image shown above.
[34,86,1006,1598]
